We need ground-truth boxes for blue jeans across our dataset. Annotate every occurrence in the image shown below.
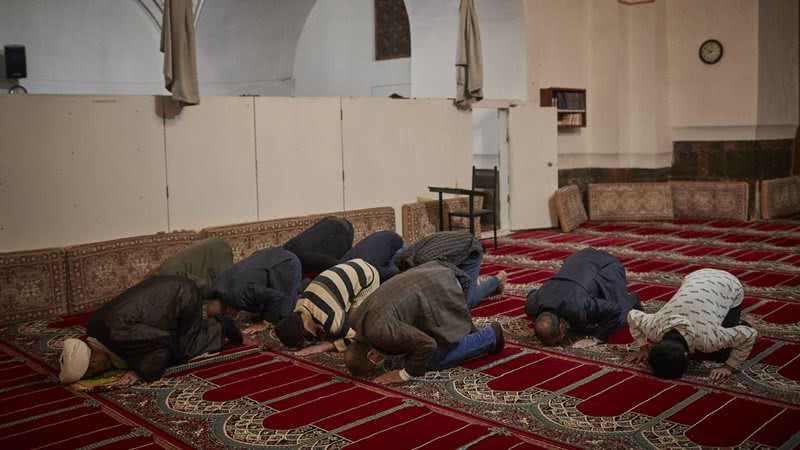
[460,254,500,309]
[427,325,497,370]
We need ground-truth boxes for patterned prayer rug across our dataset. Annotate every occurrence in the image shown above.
[1,216,799,449]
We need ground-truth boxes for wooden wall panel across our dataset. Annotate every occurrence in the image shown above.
[341,97,472,228]
[255,97,344,219]
[0,95,168,251]
[164,96,258,230]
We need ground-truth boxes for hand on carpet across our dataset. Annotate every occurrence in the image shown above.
[709,366,733,380]
[114,370,140,388]
[572,338,598,349]
[373,370,407,386]
[294,342,335,356]
[243,321,269,335]
[625,349,649,365]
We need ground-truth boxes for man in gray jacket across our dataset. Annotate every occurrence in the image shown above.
[344,261,504,385]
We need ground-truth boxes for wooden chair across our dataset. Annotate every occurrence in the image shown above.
[447,166,498,248]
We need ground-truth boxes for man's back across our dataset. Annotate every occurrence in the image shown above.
[155,237,233,296]
[350,261,472,347]
[394,231,482,270]
[211,248,301,311]
[525,248,635,341]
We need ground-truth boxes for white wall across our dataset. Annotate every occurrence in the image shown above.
[0,0,314,96]
[255,97,344,218]
[524,0,797,169]
[756,0,799,139]
[0,95,169,251]
[164,97,259,231]
[524,0,589,166]
[0,94,476,251]
[406,0,527,100]
[667,0,760,140]
[342,97,473,226]
[197,0,315,96]
[0,0,164,94]
[293,0,410,97]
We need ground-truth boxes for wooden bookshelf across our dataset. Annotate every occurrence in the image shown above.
[540,87,586,129]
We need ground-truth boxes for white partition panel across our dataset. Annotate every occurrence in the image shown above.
[255,97,344,219]
[0,95,168,251]
[508,102,559,230]
[342,97,472,228]
[164,96,258,230]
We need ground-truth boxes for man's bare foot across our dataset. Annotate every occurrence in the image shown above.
[495,271,507,295]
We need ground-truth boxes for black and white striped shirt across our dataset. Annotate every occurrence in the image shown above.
[295,259,380,351]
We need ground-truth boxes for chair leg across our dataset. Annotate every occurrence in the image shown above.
[493,213,497,249]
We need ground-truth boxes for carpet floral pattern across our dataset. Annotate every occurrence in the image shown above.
[1,216,799,449]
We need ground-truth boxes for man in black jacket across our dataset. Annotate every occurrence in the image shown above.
[524,247,640,347]
[283,217,354,273]
[58,276,242,386]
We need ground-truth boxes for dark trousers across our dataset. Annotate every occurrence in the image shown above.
[701,306,742,363]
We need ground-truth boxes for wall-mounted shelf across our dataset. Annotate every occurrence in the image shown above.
[540,87,586,129]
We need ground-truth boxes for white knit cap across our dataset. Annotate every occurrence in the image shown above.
[59,338,91,384]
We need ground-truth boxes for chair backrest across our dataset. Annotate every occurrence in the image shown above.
[472,166,498,203]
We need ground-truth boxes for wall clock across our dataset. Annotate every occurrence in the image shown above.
[699,39,723,64]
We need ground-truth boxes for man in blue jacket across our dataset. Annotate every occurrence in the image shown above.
[524,247,640,347]
[209,248,302,331]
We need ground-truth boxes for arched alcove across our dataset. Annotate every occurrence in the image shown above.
[196,0,316,96]
[292,0,527,99]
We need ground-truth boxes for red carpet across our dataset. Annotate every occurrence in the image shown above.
[1,216,799,449]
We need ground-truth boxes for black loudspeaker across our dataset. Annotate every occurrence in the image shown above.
[4,45,27,79]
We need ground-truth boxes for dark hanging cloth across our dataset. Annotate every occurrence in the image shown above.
[340,230,404,282]
[524,247,640,342]
[86,276,223,382]
[282,217,354,273]
[209,248,302,323]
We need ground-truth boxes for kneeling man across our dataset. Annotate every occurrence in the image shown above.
[275,258,380,355]
[393,231,506,309]
[525,248,641,347]
[59,276,242,386]
[209,248,302,331]
[625,268,757,380]
[340,231,405,282]
[283,217,354,273]
[153,237,233,297]
[344,261,504,385]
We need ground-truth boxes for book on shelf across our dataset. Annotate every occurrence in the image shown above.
[557,113,583,126]
[555,91,585,110]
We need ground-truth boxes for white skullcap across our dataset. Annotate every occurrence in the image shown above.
[59,338,91,384]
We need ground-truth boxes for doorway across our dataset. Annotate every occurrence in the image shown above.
[472,108,510,229]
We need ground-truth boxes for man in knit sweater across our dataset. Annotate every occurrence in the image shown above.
[393,231,506,308]
[274,259,380,355]
[625,268,757,380]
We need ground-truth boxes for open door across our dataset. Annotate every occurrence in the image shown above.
[508,102,558,230]
[472,108,510,229]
